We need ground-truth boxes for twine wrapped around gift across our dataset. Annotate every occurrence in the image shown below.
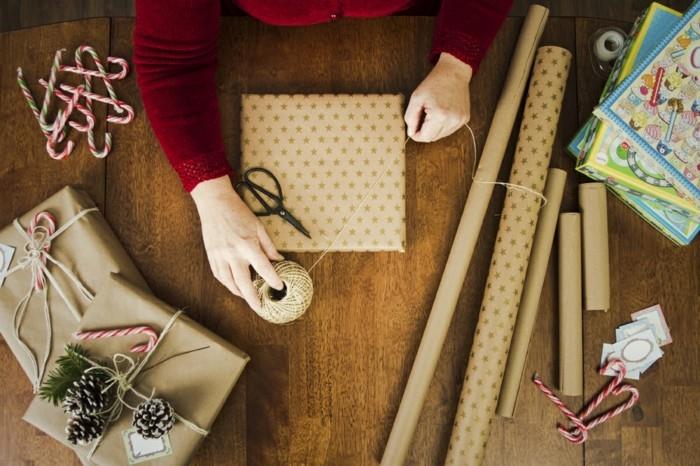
[74,311,209,459]
[5,208,99,391]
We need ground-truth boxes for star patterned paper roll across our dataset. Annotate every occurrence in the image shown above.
[444,46,572,466]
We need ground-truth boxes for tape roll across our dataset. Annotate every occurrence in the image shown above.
[594,29,625,62]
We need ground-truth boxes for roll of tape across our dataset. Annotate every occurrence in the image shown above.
[594,29,625,62]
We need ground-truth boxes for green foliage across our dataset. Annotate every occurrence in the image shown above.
[39,344,92,406]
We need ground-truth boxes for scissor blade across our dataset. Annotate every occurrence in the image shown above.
[280,209,312,239]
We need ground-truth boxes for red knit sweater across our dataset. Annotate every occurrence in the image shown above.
[134,0,512,192]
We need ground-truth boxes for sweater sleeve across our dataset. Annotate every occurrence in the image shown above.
[133,0,231,192]
[430,0,513,72]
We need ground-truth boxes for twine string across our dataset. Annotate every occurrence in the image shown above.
[6,207,99,391]
[74,311,209,459]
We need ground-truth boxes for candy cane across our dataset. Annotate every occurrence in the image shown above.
[38,80,134,124]
[16,45,134,160]
[532,358,640,444]
[26,212,57,291]
[74,326,159,353]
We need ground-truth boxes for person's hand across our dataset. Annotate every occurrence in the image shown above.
[191,175,284,312]
[405,52,473,142]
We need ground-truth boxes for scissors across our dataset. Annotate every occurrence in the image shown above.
[235,167,312,239]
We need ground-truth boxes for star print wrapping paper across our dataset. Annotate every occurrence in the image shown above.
[444,46,571,466]
[240,94,406,252]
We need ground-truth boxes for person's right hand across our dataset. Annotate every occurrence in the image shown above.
[191,175,284,312]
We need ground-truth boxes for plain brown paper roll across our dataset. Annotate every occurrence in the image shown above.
[496,168,567,418]
[579,183,610,312]
[380,5,549,465]
[558,213,583,396]
[445,46,572,466]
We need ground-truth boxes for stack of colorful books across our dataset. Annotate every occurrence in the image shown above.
[569,2,700,245]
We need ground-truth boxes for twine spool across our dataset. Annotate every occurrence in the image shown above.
[253,260,313,324]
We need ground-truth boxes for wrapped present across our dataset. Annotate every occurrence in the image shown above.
[24,274,249,466]
[240,94,406,252]
[0,186,147,390]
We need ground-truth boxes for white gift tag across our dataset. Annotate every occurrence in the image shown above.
[122,427,173,464]
[0,243,16,288]
[631,304,672,346]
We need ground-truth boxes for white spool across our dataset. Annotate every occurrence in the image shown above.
[594,29,625,63]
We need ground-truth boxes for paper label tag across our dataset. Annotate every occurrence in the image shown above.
[122,427,173,464]
[631,304,672,346]
[0,243,16,288]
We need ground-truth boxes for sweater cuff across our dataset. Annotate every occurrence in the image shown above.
[429,30,483,72]
[174,151,234,192]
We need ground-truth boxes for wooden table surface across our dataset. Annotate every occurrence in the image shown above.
[1,16,698,466]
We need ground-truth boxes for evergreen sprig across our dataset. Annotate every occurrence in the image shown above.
[39,344,92,406]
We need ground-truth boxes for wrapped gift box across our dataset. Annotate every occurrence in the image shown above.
[240,94,406,252]
[0,186,147,386]
[24,274,249,466]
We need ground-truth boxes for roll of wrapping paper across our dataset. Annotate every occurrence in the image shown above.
[579,183,610,312]
[558,213,583,396]
[444,46,572,466]
[380,6,549,465]
[496,168,567,418]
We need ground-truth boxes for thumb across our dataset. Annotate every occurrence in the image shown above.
[404,94,426,138]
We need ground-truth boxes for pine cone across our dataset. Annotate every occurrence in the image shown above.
[66,413,106,445]
[62,372,109,416]
[133,398,174,439]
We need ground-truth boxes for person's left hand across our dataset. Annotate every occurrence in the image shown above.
[405,52,473,143]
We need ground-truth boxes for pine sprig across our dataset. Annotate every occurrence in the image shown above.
[39,344,92,406]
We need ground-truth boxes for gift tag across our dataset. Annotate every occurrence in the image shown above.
[122,427,173,464]
[631,304,672,346]
[0,243,16,288]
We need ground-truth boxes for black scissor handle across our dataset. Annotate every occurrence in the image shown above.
[236,167,285,216]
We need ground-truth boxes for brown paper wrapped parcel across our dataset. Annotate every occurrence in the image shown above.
[24,274,249,466]
[0,186,147,389]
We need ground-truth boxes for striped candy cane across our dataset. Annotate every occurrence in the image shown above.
[16,45,134,160]
[26,212,57,291]
[533,358,639,444]
[74,325,159,353]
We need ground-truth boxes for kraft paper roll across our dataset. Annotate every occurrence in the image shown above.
[496,168,567,418]
[558,213,583,396]
[445,46,572,466]
[579,183,610,312]
[380,6,549,465]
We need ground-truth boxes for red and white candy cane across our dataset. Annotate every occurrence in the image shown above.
[533,358,640,444]
[74,325,159,353]
[25,212,57,291]
[16,45,134,160]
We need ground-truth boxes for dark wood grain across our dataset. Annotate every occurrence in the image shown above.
[0,13,699,466]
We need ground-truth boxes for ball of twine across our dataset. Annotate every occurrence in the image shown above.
[253,260,313,324]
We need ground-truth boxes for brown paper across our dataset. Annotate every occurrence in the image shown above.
[0,186,147,386]
[578,183,610,312]
[445,46,572,466]
[496,168,566,418]
[558,213,583,396]
[241,94,406,252]
[23,274,249,466]
[380,5,549,465]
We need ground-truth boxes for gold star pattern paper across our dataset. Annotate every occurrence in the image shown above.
[444,46,572,466]
[240,94,406,252]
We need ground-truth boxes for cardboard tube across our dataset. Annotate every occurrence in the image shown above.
[496,168,567,418]
[558,213,583,396]
[380,6,549,465]
[579,183,610,312]
[445,46,572,466]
